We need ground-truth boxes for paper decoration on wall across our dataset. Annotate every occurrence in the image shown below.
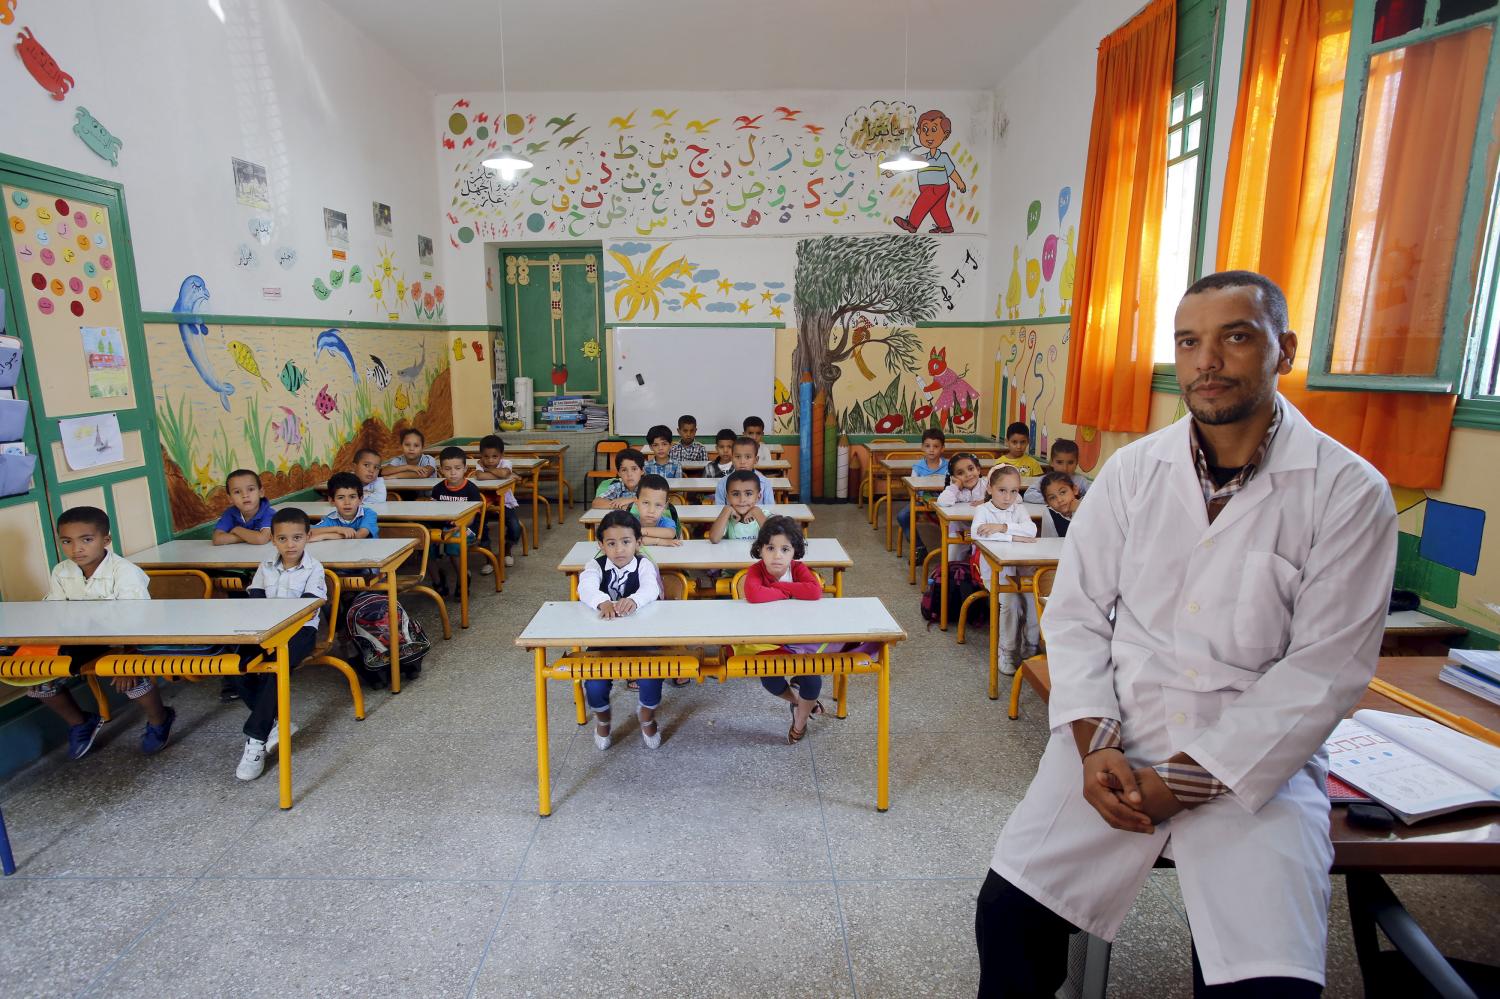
[248,217,272,244]
[1041,234,1059,282]
[1419,500,1485,576]
[323,208,348,249]
[72,107,122,166]
[311,277,330,300]
[172,275,234,411]
[16,27,73,100]
[235,243,258,268]
[417,234,434,266]
[232,158,270,210]
[276,246,296,269]
[80,325,129,399]
[372,201,392,237]
[1026,200,1041,237]
[59,413,123,470]
[0,2,16,27]
[410,282,445,322]
[1058,187,1071,223]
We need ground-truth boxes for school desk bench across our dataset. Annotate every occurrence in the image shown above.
[372,470,550,549]
[427,441,572,512]
[665,476,794,503]
[861,441,1010,522]
[555,538,853,599]
[892,469,1042,557]
[578,503,816,540]
[918,496,1047,629]
[677,459,792,475]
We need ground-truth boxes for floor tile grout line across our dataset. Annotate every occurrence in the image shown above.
[809,738,860,999]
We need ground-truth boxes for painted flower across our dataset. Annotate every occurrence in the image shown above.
[434,285,445,303]
[423,293,436,311]
[774,402,794,416]
[956,408,973,424]
[410,280,422,301]
[874,414,905,434]
[911,404,933,422]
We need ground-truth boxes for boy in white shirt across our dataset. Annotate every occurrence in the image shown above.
[713,437,775,505]
[233,507,327,781]
[353,448,387,504]
[742,416,774,463]
[22,506,175,759]
[971,465,1039,673]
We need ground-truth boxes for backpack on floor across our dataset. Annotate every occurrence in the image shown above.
[920,559,985,628]
[345,592,431,687]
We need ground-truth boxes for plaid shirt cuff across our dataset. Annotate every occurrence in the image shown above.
[1085,717,1123,754]
[1150,761,1227,807]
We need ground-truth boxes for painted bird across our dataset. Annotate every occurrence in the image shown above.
[650,108,679,125]
[524,140,550,155]
[773,106,802,120]
[545,113,577,133]
[558,128,590,148]
[803,124,824,136]
[685,118,719,134]
[733,115,763,130]
[608,110,637,130]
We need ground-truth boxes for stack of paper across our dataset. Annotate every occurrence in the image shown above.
[1440,650,1500,707]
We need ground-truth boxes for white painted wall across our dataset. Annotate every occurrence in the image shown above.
[1,0,440,321]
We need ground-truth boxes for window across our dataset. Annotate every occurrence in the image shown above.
[1310,0,1500,394]
[1152,0,1224,363]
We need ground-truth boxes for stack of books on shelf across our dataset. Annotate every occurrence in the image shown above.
[582,400,609,430]
[541,396,584,429]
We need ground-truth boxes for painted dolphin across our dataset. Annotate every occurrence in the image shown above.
[314,328,360,383]
[172,275,235,411]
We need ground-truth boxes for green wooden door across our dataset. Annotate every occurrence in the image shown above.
[500,247,606,419]
[0,153,172,581]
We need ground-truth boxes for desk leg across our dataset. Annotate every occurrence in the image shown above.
[866,461,876,523]
[275,638,293,810]
[531,468,543,550]
[988,578,1000,700]
[388,570,403,694]
[907,490,918,583]
[834,568,843,598]
[877,643,891,812]
[939,534,951,632]
[493,508,505,592]
[534,648,552,817]
[884,470,895,550]
[459,523,471,629]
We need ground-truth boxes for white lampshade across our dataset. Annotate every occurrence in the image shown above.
[482,148,533,182]
[878,153,926,172]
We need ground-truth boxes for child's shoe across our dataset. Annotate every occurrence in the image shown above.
[999,656,1019,677]
[639,710,661,750]
[236,737,268,780]
[1021,643,1040,661]
[67,713,105,760]
[265,720,298,754]
[593,714,611,751]
[141,707,176,755]
[505,554,515,567]
[479,562,494,576]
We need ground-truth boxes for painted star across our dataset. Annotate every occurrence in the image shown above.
[716,277,733,295]
[737,299,753,314]
[769,305,783,319]
[761,289,774,302]
[680,286,705,308]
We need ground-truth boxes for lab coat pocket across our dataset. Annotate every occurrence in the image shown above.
[1231,550,1300,652]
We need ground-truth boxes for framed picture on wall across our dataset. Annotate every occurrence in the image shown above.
[231,157,270,210]
[372,201,393,237]
[417,234,434,267]
[323,208,349,249]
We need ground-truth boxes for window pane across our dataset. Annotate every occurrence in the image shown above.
[1168,127,1183,159]
[1440,0,1498,25]
[1373,0,1424,42]
[1154,155,1200,363]
[1330,25,1493,378]
[1186,119,1202,152]
[1170,92,1186,125]
[1189,81,1205,116]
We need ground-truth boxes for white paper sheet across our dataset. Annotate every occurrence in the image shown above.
[58,413,124,470]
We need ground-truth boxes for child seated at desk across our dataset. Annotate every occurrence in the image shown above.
[933,452,986,562]
[632,474,682,547]
[1000,421,1045,477]
[899,428,951,564]
[212,469,273,546]
[742,416,773,463]
[430,446,483,596]
[670,414,707,463]
[643,424,683,479]
[971,464,1039,674]
[578,511,664,751]
[233,507,326,782]
[1023,438,1088,504]
[713,437,775,505]
[710,470,768,541]
[381,428,438,479]
[592,448,645,510]
[353,448,387,504]
[474,434,522,569]
[19,506,176,759]
[1036,470,1081,539]
[309,472,378,541]
[703,429,737,478]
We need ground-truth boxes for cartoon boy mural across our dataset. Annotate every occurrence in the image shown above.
[893,110,966,235]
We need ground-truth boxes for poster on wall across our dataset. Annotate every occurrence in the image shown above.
[58,413,124,470]
[79,326,130,399]
[417,234,434,267]
[232,158,270,210]
[372,202,393,237]
[323,208,349,249]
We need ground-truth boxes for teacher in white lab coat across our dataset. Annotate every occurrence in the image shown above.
[975,272,1397,998]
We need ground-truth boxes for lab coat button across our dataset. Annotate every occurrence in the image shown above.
[1185,669,1198,679]
[1172,712,1187,724]
[1186,601,1200,614]
[1202,538,1215,548]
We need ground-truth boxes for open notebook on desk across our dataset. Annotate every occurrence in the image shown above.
[1325,709,1500,824]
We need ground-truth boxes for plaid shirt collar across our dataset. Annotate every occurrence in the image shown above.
[1187,399,1282,521]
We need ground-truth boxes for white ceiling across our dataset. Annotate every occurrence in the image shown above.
[320,0,1085,94]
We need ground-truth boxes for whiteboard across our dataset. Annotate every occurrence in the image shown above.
[610,327,775,437]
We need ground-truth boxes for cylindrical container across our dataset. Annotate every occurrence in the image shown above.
[835,435,849,499]
[514,377,534,431]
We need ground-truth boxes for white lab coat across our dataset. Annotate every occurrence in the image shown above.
[990,397,1396,986]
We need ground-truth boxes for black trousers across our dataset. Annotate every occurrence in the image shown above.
[975,869,1322,998]
[234,626,317,742]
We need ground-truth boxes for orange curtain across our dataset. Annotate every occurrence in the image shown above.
[1063,0,1176,434]
[1215,0,1456,489]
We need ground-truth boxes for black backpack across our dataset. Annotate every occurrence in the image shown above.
[920,559,985,628]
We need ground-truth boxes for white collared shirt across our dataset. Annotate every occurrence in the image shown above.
[46,548,152,601]
[577,553,661,611]
[362,476,387,504]
[249,551,328,628]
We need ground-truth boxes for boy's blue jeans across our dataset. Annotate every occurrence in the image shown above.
[584,678,661,712]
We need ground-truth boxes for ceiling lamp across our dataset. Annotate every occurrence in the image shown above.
[879,0,924,173]
[481,0,531,182]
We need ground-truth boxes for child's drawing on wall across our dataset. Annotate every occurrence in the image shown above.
[892,110,966,235]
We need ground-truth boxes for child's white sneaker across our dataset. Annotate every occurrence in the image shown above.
[479,562,494,575]
[265,721,298,754]
[999,657,1019,677]
[593,715,611,751]
[505,554,515,567]
[236,738,268,780]
[1021,644,1040,661]
[639,710,661,750]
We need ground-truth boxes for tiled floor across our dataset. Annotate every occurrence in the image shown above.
[1,502,1496,998]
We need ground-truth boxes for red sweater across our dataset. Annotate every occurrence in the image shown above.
[744,560,824,602]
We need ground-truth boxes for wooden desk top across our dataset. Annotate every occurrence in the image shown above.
[0,597,322,645]
[426,442,569,455]
[377,476,517,492]
[1383,610,1468,637]
[667,477,793,492]
[579,503,815,526]
[904,475,1041,491]
[273,500,482,523]
[516,596,906,648]
[679,460,791,473]
[929,500,1047,523]
[974,536,1068,565]
[866,441,1001,455]
[130,537,415,570]
[556,538,852,572]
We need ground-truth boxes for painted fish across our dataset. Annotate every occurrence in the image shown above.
[367,354,392,389]
[471,340,484,361]
[227,340,272,390]
[396,340,426,383]
[279,358,308,395]
[172,275,235,411]
[270,405,304,452]
[315,383,338,419]
[452,337,466,361]
[314,329,360,382]
[395,386,410,411]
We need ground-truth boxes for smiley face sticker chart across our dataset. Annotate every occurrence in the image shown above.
[8,189,116,325]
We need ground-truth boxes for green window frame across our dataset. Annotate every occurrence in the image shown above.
[1309,0,1500,394]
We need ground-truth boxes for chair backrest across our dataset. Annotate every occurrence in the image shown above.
[144,568,213,600]
[320,569,342,647]
[660,570,692,601]
[378,522,431,579]
[593,438,629,471]
[887,450,924,462]
[728,567,751,599]
[1032,565,1057,644]
[870,437,906,444]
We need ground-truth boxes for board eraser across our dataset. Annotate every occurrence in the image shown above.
[635,373,644,385]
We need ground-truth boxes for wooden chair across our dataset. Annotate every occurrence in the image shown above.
[293,569,364,720]
[1009,565,1055,720]
[585,438,630,497]
[145,568,214,600]
[363,522,451,640]
[858,438,907,511]
[524,438,572,510]
[872,449,923,542]
[725,566,836,599]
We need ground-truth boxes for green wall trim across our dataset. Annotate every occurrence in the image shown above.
[141,312,492,333]
[989,315,1072,327]
[1412,604,1496,648]
[1152,364,1182,395]
[915,321,994,328]
[607,321,789,329]
[1453,396,1500,432]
